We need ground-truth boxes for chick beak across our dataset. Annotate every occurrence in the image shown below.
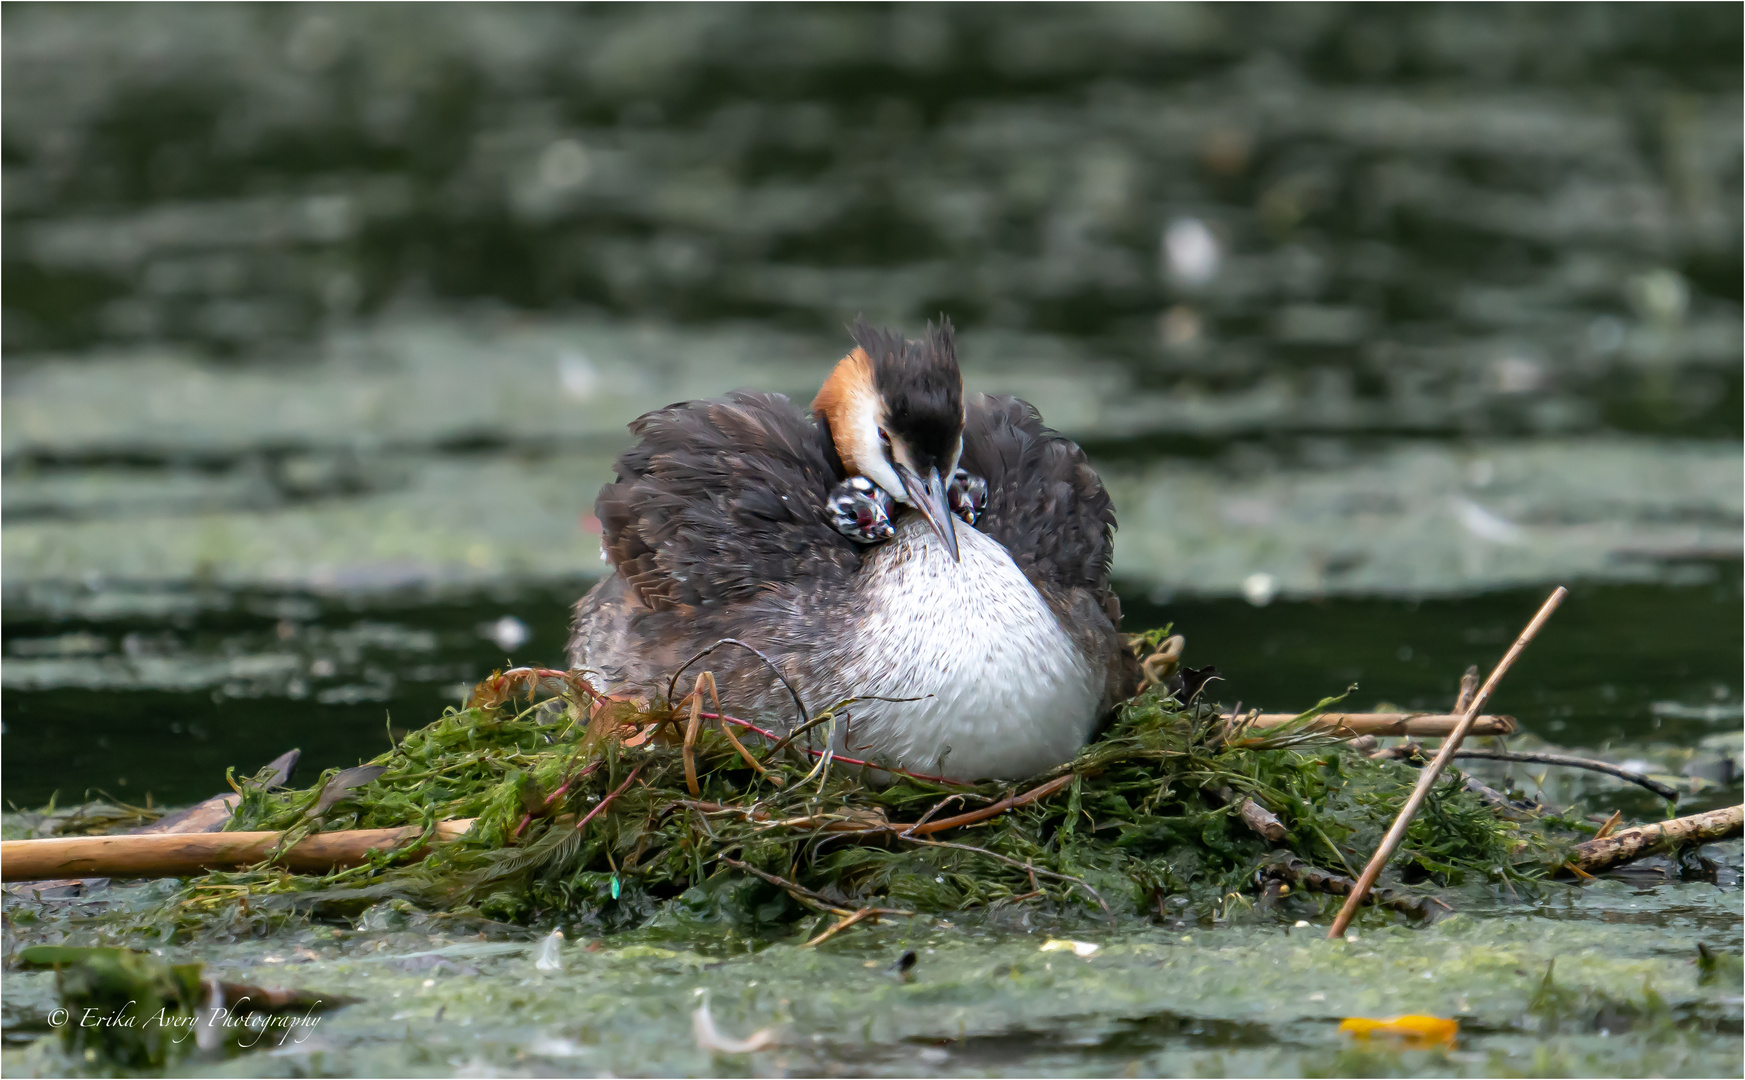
[899,465,959,561]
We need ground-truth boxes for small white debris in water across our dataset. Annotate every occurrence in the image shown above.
[1294,920,1311,928]
[692,991,777,1054]
[535,928,564,972]
[1163,217,1221,285]
[483,615,531,652]
[528,1035,589,1058]
[1242,572,1278,607]
[918,1047,950,1064]
[1450,497,1524,545]
[422,978,435,988]
[557,349,597,398]
[1308,991,1326,1002]
[1040,939,1098,957]
[539,140,592,195]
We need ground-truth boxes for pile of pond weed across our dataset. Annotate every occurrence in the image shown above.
[171,633,1581,938]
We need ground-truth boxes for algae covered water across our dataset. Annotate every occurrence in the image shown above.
[2,5,1741,1077]
[2,848,1741,1076]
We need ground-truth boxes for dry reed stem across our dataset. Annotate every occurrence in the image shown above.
[683,678,706,796]
[1454,666,1480,713]
[1329,585,1568,939]
[1,819,475,881]
[697,672,780,785]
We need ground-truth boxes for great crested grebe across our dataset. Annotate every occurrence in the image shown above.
[567,318,1132,781]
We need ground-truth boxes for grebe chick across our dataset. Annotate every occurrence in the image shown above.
[567,318,1132,781]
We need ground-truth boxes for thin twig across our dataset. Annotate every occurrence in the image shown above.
[898,835,1110,914]
[907,793,977,832]
[1266,855,1436,921]
[703,713,963,785]
[1449,749,1679,801]
[665,639,809,731]
[680,775,1071,840]
[900,775,1075,837]
[721,857,913,918]
[768,694,922,758]
[679,801,889,835]
[803,907,876,947]
[1329,586,1567,940]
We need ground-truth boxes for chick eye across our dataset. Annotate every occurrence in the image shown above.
[877,428,893,456]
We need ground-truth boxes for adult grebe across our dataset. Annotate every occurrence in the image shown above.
[567,318,1131,780]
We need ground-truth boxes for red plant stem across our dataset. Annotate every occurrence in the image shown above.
[574,765,644,831]
[700,712,962,786]
[512,761,604,839]
[547,761,603,805]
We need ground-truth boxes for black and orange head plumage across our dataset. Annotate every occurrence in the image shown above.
[813,317,966,558]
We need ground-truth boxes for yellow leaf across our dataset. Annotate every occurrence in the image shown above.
[1338,1014,1458,1047]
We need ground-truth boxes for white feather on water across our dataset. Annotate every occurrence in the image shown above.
[691,990,777,1055]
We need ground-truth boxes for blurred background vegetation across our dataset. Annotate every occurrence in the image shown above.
[2,3,1740,802]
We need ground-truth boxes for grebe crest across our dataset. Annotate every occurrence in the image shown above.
[814,319,965,558]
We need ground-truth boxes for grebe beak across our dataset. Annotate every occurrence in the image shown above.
[899,465,960,562]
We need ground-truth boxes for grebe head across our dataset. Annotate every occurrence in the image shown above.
[813,318,964,560]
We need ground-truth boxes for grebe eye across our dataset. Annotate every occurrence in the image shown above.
[877,428,892,452]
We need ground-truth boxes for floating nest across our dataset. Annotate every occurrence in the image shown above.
[176,632,1576,938]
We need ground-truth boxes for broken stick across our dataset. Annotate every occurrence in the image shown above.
[1564,804,1742,876]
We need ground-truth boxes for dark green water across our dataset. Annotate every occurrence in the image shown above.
[2,569,1740,809]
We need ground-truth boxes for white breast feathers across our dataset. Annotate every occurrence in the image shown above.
[831,517,1101,780]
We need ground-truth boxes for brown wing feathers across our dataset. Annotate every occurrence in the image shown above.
[596,392,861,611]
[958,394,1116,598]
